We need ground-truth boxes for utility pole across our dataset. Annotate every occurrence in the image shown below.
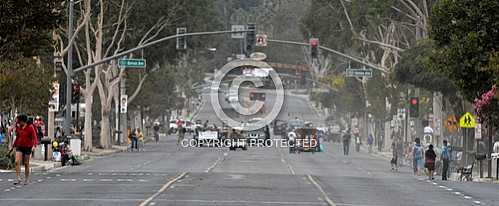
[64,0,75,137]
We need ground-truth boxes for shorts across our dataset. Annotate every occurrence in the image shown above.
[16,147,32,155]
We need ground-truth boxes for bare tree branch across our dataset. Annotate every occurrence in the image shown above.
[127,64,160,105]
[391,6,417,21]
[104,0,126,57]
[335,0,356,35]
[114,12,129,55]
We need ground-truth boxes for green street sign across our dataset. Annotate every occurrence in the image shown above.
[118,59,146,69]
[345,68,373,77]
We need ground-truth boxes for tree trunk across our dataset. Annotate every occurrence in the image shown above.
[83,94,93,151]
[99,109,111,148]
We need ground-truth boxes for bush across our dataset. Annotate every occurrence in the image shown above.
[0,145,15,170]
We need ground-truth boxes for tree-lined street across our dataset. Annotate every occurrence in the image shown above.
[2,1,499,205]
[1,92,499,206]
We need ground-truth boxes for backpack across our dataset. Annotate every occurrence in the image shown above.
[414,145,423,159]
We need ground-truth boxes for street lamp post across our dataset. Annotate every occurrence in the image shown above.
[64,0,75,137]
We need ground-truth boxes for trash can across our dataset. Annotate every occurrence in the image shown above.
[70,138,81,156]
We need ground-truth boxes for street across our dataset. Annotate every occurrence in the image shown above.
[1,93,498,206]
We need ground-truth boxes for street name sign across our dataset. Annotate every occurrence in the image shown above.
[118,59,146,69]
[346,68,373,77]
[231,25,245,39]
[459,112,476,128]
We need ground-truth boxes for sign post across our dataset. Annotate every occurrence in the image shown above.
[118,59,146,69]
[120,95,128,114]
[231,25,246,39]
[459,112,477,165]
[345,68,373,78]
[256,34,267,47]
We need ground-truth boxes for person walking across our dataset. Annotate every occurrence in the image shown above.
[153,123,160,144]
[367,134,374,153]
[343,128,351,155]
[136,128,144,151]
[177,125,186,150]
[441,140,450,180]
[33,116,45,143]
[354,134,361,152]
[391,141,399,171]
[425,144,437,180]
[130,127,138,152]
[413,138,424,175]
[9,115,38,185]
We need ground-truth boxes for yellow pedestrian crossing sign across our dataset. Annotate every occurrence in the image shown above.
[459,112,476,128]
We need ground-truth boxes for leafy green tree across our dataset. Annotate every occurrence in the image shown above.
[430,0,499,101]
[0,0,63,59]
[0,58,54,115]
[395,40,458,97]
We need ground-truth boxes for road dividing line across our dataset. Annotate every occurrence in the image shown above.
[286,161,296,175]
[138,172,188,206]
[307,175,336,206]
[279,149,296,175]
[205,156,222,173]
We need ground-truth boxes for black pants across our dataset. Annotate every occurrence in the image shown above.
[343,142,350,155]
[442,159,449,180]
[131,138,138,150]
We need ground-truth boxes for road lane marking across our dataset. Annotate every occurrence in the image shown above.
[138,172,188,206]
[205,156,222,173]
[464,196,472,199]
[307,175,336,206]
[0,198,143,202]
[279,150,296,175]
[474,201,481,204]
[153,199,325,205]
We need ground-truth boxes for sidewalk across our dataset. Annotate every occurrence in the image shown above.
[80,145,128,160]
[0,145,128,173]
[360,144,499,184]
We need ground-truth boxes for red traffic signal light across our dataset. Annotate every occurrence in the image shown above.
[409,97,419,117]
[410,98,418,105]
[310,38,319,59]
[309,38,319,47]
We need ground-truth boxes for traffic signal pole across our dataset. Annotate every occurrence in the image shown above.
[267,39,389,74]
[66,29,254,142]
[73,30,254,73]
[64,0,75,137]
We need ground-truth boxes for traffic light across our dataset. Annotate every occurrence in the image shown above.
[245,23,256,56]
[409,97,419,117]
[310,38,319,59]
[176,27,187,50]
[71,83,80,103]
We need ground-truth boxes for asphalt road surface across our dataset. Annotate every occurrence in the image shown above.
[1,92,498,206]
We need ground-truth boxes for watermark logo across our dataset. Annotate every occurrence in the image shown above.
[210,60,284,131]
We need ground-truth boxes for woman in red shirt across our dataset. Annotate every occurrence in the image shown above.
[11,114,38,185]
